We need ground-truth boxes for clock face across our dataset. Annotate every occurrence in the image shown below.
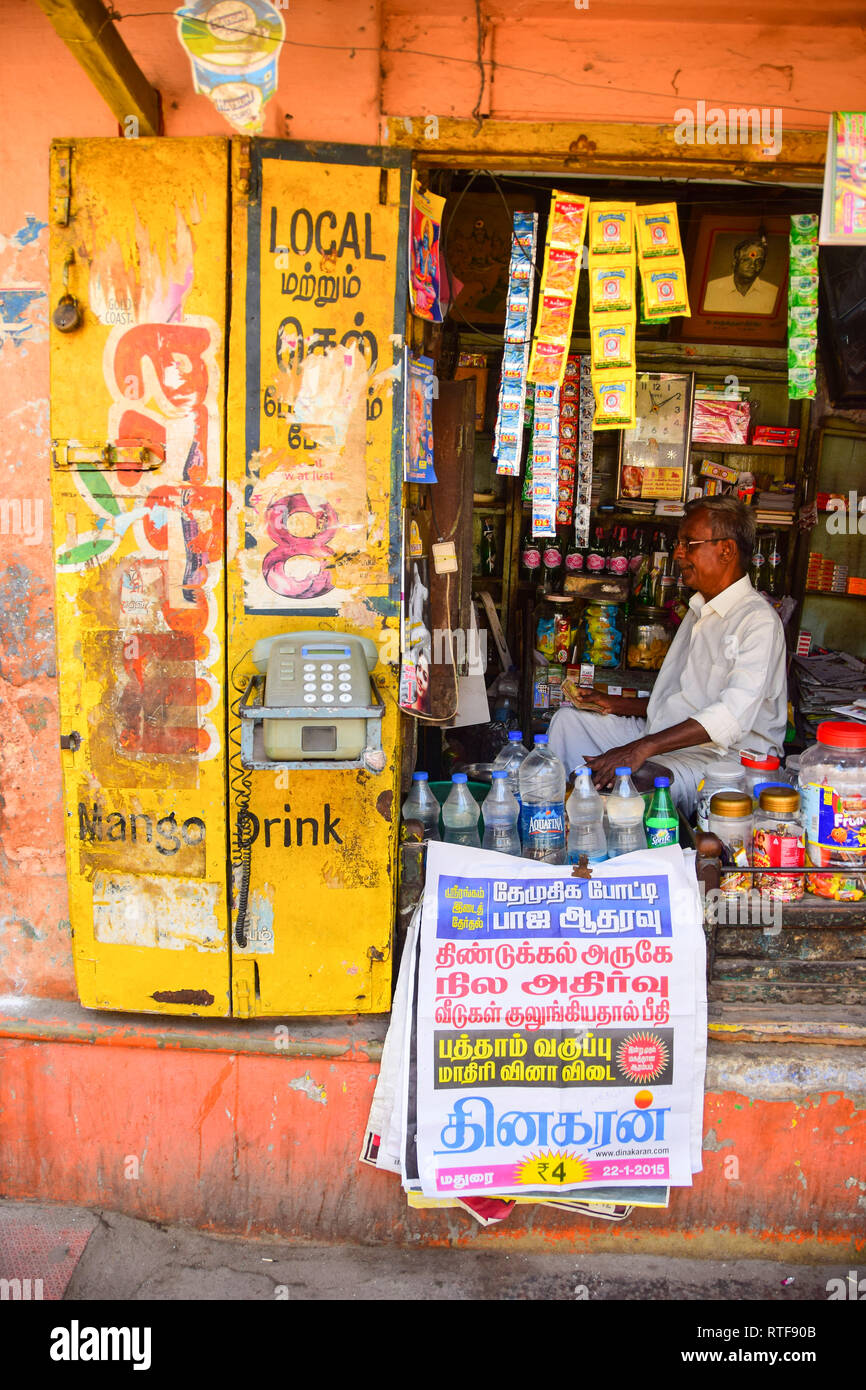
[619,374,693,501]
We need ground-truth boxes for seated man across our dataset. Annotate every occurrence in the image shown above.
[548,496,788,816]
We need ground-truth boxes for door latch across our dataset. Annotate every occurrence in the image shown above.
[60,731,81,752]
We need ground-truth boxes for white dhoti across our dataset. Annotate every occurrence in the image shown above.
[547,706,720,818]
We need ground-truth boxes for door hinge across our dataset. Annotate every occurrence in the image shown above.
[53,144,72,227]
[234,138,256,204]
[232,960,256,1018]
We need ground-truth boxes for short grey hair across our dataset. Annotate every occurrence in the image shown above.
[683,496,755,571]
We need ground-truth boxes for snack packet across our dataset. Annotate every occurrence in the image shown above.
[636,203,683,259]
[788,273,819,307]
[536,290,576,342]
[589,315,635,369]
[528,338,569,386]
[642,259,690,316]
[591,370,636,430]
[543,245,582,296]
[588,203,634,256]
[589,257,635,314]
[548,192,590,251]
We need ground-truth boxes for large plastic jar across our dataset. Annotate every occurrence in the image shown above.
[696,759,747,832]
[799,721,866,900]
[740,750,782,806]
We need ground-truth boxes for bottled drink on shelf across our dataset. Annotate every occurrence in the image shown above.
[749,536,766,590]
[645,775,678,849]
[566,767,608,864]
[491,731,530,803]
[480,518,496,575]
[442,773,481,847]
[519,734,566,864]
[766,533,783,597]
[521,530,542,579]
[481,771,521,856]
[401,770,442,841]
[607,525,629,576]
[606,767,648,857]
[587,526,606,574]
[628,528,647,575]
[564,539,585,575]
[542,535,564,588]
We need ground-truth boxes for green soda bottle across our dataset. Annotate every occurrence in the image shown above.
[645,776,679,848]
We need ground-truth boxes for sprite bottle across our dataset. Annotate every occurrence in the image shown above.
[645,776,678,848]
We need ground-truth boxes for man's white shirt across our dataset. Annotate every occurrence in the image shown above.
[646,574,787,755]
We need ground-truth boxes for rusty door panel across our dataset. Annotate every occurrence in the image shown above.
[49,138,231,1016]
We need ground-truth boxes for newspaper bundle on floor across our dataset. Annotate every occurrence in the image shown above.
[361,842,707,1227]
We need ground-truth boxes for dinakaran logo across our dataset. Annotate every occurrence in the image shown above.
[50,1320,151,1370]
[674,100,782,157]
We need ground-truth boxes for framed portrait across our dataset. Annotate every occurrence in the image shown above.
[617,372,695,504]
[678,214,789,344]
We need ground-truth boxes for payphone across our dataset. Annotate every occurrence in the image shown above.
[238,630,385,771]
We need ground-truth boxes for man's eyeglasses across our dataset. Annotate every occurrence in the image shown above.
[672,536,725,554]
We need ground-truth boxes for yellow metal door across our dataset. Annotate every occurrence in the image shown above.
[50,138,232,1015]
[227,140,410,1015]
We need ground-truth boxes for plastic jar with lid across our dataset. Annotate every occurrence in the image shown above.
[695,759,747,832]
[799,721,866,901]
[740,750,782,806]
[708,791,754,896]
[752,786,805,902]
[626,606,673,672]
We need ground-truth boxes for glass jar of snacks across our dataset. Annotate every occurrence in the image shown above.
[580,601,623,669]
[708,791,754,897]
[752,786,805,902]
[626,606,673,672]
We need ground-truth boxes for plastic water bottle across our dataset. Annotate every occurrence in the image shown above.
[491,731,530,803]
[518,734,566,863]
[401,771,441,841]
[606,767,648,857]
[482,771,521,856]
[442,772,481,847]
[566,767,607,864]
[645,775,678,849]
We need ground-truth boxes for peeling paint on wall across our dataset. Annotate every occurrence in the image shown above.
[288,1073,327,1104]
[92,871,221,950]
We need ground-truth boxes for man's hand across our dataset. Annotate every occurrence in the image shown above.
[562,683,617,715]
[585,737,654,789]
[562,683,649,719]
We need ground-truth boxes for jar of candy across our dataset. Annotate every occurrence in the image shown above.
[799,721,866,900]
[580,601,623,669]
[708,791,753,896]
[696,759,747,832]
[626,606,673,671]
[752,786,805,902]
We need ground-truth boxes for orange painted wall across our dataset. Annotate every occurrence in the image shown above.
[1,1033,863,1253]
[1,0,866,999]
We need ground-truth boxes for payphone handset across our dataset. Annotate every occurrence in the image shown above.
[251,631,379,762]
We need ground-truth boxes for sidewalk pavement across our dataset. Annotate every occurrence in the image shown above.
[0,1199,856,1301]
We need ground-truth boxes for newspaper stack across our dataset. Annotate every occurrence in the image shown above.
[361,842,707,1227]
